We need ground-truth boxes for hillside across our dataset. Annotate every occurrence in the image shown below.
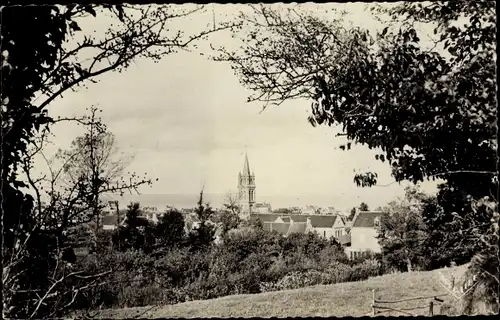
[85,264,468,318]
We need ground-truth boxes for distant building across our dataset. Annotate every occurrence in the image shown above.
[236,152,275,219]
[289,207,302,214]
[101,208,127,230]
[165,205,177,212]
[238,152,256,219]
[302,205,318,215]
[306,215,349,244]
[253,202,272,214]
[345,211,384,259]
[273,208,292,214]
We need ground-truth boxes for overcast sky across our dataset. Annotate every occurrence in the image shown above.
[34,3,440,210]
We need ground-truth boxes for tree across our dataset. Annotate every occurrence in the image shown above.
[112,202,155,253]
[223,191,241,215]
[55,107,145,231]
[217,2,496,197]
[2,5,238,317]
[377,187,431,272]
[214,210,241,236]
[213,191,243,235]
[359,202,369,212]
[422,184,496,269]
[348,207,356,221]
[154,210,186,250]
[187,191,216,251]
[3,114,150,318]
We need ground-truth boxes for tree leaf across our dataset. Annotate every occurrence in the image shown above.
[69,21,81,31]
[84,5,97,17]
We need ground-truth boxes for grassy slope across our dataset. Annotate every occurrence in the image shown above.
[89,264,468,319]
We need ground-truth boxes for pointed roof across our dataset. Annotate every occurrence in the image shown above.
[352,211,384,228]
[242,152,251,175]
[270,222,291,235]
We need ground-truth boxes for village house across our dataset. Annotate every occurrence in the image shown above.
[249,213,350,244]
[344,210,384,259]
[305,215,350,245]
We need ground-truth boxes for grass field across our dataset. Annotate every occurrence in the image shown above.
[84,264,468,319]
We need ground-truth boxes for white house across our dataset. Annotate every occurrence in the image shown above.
[345,211,384,259]
[305,215,350,245]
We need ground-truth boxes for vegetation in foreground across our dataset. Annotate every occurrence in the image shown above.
[82,264,469,319]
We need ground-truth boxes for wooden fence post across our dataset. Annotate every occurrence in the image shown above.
[429,300,434,316]
[372,289,376,316]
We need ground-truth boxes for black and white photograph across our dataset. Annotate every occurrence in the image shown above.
[1,1,497,318]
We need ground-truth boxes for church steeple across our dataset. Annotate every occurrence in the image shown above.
[238,151,256,219]
[243,152,251,176]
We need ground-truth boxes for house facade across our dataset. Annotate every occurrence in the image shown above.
[306,215,346,238]
[345,211,384,259]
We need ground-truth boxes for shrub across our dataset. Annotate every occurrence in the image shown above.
[325,261,353,284]
[69,249,161,310]
[260,258,385,293]
[462,197,499,315]
[349,259,381,282]
[318,244,349,269]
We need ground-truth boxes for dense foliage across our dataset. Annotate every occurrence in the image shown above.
[218,2,496,194]
[378,187,433,272]
[66,211,385,313]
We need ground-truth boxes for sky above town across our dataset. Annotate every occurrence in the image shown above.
[34,3,441,211]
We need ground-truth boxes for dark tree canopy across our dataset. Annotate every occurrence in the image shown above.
[217,2,497,199]
[154,210,187,249]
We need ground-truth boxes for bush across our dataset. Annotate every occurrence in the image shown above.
[349,259,382,282]
[325,261,353,284]
[260,259,384,293]
[69,249,161,310]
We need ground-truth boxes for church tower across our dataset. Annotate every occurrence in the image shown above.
[238,152,255,219]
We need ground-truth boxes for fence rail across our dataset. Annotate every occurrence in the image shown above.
[371,289,448,316]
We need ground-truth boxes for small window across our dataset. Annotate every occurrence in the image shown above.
[374,217,380,227]
[324,231,326,237]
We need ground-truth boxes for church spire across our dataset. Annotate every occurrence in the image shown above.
[238,151,255,219]
[243,152,251,175]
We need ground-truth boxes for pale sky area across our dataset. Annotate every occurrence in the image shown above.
[33,3,441,211]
